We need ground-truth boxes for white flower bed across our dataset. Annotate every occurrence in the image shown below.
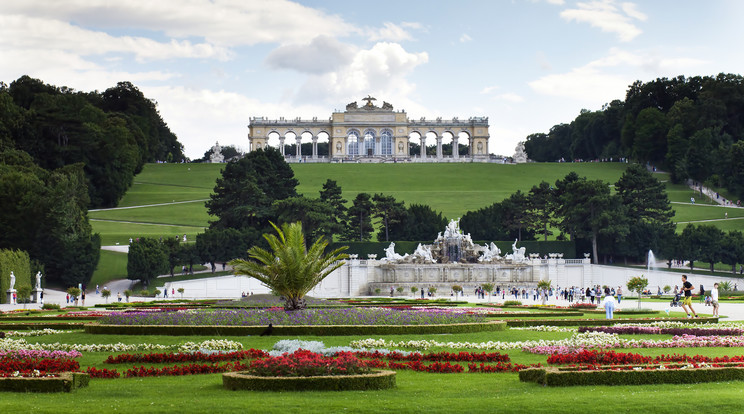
[0,338,243,353]
[4,329,73,337]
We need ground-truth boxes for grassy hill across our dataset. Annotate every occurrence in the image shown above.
[89,162,744,246]
[88,161,744,285]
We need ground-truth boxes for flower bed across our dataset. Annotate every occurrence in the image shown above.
[98,308,484,326]
[104,349,268,364]
[505,316,717,327]
[85,320,506,336]
[1,337,243,353]
[578,326,743,336]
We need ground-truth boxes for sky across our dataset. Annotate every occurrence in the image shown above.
[2,0,744,159]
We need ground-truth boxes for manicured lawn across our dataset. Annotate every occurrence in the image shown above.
[89,251,129,287]
[6,327,744,413]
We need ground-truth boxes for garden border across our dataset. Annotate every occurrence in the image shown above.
[222,370,396,391]
[505,316,718,327]
[519,364,744,386]
[84,320,507,336]
[0,372,89,393]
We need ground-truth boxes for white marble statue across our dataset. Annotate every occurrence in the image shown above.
[513,141,527,164]
[443,219,460,238]
[383,242,405,262]
[209,141,225,163]
[506,239,527,263]
[411,243,436,263]
[9,271,15,290]
[478,242,502,263]
[35,271,42,290]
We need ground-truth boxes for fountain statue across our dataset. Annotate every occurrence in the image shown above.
[478,242,502,263]
[383,242,406,262]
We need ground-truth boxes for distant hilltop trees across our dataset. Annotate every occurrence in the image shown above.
[524,73,744,200]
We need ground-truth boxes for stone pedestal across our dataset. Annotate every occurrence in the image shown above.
[6,289,16,304]
[32,288,43,304]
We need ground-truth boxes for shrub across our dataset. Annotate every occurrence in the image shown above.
[41,303,61,311]
[502,300,522,306]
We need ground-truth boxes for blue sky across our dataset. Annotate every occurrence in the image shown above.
[2,0,743,159]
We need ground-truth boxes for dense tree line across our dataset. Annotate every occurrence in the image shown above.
[524,74,744,199]
[0,75,185,287]
[0,76,184,208]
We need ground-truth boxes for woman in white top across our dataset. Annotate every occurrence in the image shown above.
[603,287,617,319]
[711,283,720,317]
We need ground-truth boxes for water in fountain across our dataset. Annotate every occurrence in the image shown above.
[647,250,657,271]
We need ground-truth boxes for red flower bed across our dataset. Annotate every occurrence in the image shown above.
[387,361,464,373]
[104,349,268,364]
[569,303,597,309]
[468,362,537,373]
[352,350,510,363]
[86,367,121,378]
[0,358,80,373]
[248,350,370,377]
[547,350,652,365]
[125,361,250,377]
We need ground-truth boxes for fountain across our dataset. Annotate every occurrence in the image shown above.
[647,250,657,271]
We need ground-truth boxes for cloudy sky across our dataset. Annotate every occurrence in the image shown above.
[2,0,743,159]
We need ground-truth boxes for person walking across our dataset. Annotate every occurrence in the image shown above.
[617,286,623,304]
[711,283,720,317]
[603,287,616,319]
[680,275,698,318]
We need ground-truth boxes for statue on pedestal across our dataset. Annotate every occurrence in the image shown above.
[35,271,42,290]
[9,271,15,290]
[209,141,225,163]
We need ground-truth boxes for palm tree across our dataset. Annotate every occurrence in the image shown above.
[229,222,348,311]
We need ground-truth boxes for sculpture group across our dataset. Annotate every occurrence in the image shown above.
[382,219,530,265]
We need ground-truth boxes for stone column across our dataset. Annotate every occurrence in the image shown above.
[469,136,474,157]
[295,136,302,158]
[312,136,318,159]
[420,136,426,158]
[453,136,459,159]
[279,136,285,156]
[436,136,443,159]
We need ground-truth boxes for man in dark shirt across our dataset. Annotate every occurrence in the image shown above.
[681,275,698,318]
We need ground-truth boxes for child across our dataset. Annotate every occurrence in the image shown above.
[711,283,720,317]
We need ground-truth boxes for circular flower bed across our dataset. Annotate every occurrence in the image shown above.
[222,350,395,391]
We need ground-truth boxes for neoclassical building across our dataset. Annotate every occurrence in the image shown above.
[247,96,491,162]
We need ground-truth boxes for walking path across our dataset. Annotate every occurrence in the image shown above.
[687,180,741,208]
[89,199,208,212]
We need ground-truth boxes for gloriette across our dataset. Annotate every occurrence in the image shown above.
[247,96,491,163]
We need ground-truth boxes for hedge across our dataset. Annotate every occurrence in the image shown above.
[0,249,32,304]
[519,364,744,386]
[486,312,582,318]
[504,316,718,327]
[0,372,89,393]
[0,323,87,330]
[223,369,396,391]
[328,240,576,258]
[84,320,507,336]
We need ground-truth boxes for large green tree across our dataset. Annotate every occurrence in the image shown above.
[372,193,407,242]
[127,237,169,286]
[344,193,374,242]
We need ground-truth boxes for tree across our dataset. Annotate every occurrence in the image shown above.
[177,287,185,298]
[101,288,111,304]
[720,230,744,274]
[123,289,132,302]
[127,238,169,286]
[410,286,418,297]
[537,280,552,305]
[396,286,404,296]
[399,204,448,241]
[66,287,81,305]
[274,196,342,242]
[319,179,347,235]
[626,275,649,309]
[16,284,31,308]
[344,193,374,242]
[229,222,348,310]
[482,283,494,302]
[372,193,406,242]
[451,285,463,300]
[527,181,555,241]
[695,225,724,273]
[206,147,298,230]
[501,191,533,242]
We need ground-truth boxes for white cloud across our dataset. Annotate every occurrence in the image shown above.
[368,22,416,42]
[480,86,500,94]
[295,42,429,109]
[546,0,566,5]
[3,0,356,47]
[0,14,232,62]
[460,34,473,43]
[265,36,355,74]
[560,0,645,42]
[528,48,707,104]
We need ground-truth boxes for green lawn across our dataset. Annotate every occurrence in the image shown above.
[89,250,129,287]
[5,328,744,413]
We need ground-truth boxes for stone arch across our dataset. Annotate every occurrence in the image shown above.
[458,131,472,157]
[363,128,376,156]
[441,131,454,156]
[316,131,330,156]
[409,131,423,157]
[347,129,361,156]
[380,128,393,156]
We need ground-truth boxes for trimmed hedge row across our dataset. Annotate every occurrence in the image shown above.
[0,249,32,304]
[0,323,86,329]
[520,365,744,386]
[223,370,396,391]
[486,312,582,318]
[84,320,507,336]
[0,372,89,393]
[505,316,718,327]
